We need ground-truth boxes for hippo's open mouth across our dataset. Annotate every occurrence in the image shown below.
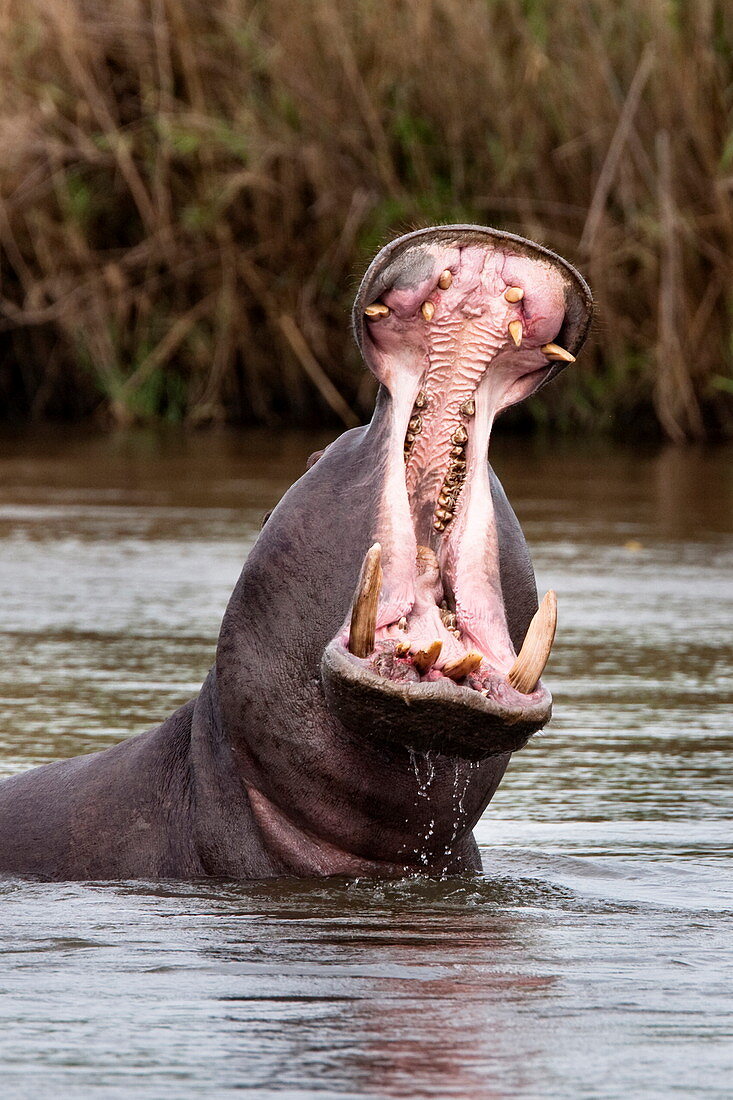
[321,226,592,760]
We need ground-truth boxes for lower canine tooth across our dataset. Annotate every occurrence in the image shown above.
[412,639,442,674]
[443,651,483,680]
[348,543,382,658]
[507,590,558,693]
[508,320,523,347]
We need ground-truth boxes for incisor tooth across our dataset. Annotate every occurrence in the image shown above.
[421,300,435,322]
[541,342,575,363]
[505,286,524,303]
[365,302,390,318]
[443,651,483,681]
[507,590,557,693]
[438,269,453,289]
[412,639,442,675]
[348,543,382,658]
[508,320,523,347]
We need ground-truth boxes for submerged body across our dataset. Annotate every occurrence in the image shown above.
[0,225,592,881]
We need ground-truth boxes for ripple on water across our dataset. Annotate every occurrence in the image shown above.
[0,431,731,1099]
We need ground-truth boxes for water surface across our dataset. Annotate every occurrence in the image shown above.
[0,428,731,1098]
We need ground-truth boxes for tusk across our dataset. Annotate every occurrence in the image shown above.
[507,590,557,693]
[540,342,575,363]
[438,269,453,289]
[442,650,483,681]
[508,320,523,347]
[505,286,524,303]
[421,300,435,321]
[412,639,442,675]
[394,641,411,657]
[365,302,390,318]
[348,543,382,658]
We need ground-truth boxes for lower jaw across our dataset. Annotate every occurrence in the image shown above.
[321,639,550,761]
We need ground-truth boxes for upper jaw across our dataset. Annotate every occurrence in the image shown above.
[323,225,591,759]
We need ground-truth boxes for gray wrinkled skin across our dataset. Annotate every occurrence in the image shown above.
[0,226,591,882]
[0,409,534,880]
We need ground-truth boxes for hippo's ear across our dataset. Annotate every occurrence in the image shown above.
[306,449,325,470]
[260,509,272,529]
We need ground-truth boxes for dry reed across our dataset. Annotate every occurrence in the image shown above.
[0,0,731,439]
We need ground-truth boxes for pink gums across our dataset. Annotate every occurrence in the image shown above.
[346,241,568,694]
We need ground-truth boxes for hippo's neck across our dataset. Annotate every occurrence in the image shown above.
[203,414,508,876]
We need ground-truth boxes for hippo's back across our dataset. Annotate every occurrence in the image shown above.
[0,700,201,880]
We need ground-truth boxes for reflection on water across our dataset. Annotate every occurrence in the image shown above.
[0,427,731,1099]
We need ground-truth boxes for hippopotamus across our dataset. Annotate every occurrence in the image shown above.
[0,225,592,881]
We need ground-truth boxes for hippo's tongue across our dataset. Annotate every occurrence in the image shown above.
[343,235,574,697]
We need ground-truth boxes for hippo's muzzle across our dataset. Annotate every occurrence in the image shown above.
[321,225,592,761]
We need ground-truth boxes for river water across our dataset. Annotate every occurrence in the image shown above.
[0,427,730,1099]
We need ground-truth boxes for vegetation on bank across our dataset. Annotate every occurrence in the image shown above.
[0,0,731,440]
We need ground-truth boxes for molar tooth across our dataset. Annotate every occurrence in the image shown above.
[433,519,446,532]
[435,508,451,521]
[541,342,576,363]
[443,651,484,680]
[421,301,435,322]
[415,390,427,408]
[460,398,475,416]
[405,432,415,444]
[348,543,382,659]
[450,445,464,457]
[505,286,524,303]
[412,639,443,675]
[508,319,523,347]
[365,302,390,318]
[438,269,453,289]
[452,424,468,445]
[408,415,422,433]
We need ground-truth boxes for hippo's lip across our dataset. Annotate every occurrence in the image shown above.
[324,225,591,755]
[321,638,551,760]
